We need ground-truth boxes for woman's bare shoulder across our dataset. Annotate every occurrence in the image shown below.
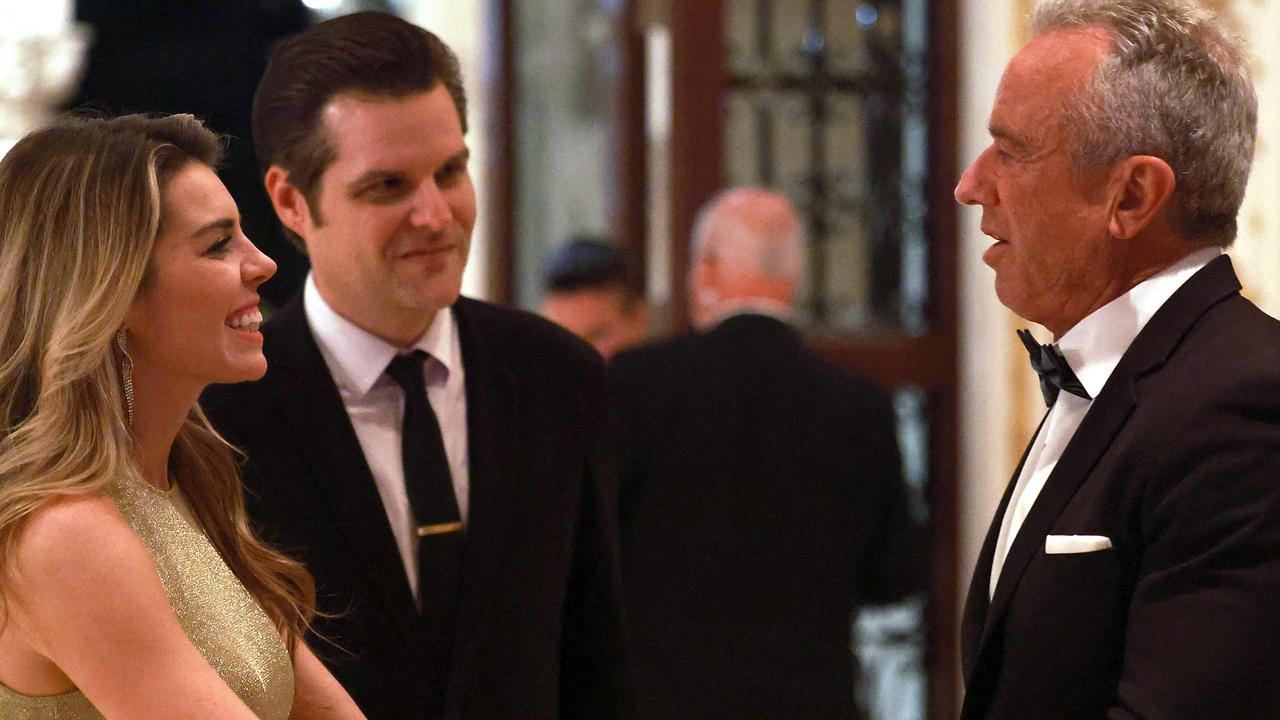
[13,492,141,571]
[7,491,156,614]
[4,491,264,717]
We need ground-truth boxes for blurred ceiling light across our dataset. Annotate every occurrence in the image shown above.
[856,3,879,28]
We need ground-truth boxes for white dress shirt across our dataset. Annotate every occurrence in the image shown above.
[304,275,470,600]
[989,247,1221,597]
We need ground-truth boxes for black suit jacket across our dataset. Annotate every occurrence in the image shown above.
[961,256,1280,719]
[203,296,633,720]
[608,313,921,720]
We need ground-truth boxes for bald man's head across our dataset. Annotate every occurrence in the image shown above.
[689,188,806,329]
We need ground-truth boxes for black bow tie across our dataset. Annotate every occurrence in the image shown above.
[1017,329,1092,407]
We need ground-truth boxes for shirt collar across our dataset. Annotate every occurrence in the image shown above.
[303,273,459,398]
[708,298,794,328]
[1056,246,1221,399]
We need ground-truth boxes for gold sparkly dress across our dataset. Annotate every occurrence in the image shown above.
[0,478,294,719]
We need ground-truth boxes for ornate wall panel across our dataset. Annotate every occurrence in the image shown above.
[1220,0,1280,319]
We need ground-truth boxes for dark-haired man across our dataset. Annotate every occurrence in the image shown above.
[957,1,1280,717]
[538,238,649,360]
[203,12,633,720]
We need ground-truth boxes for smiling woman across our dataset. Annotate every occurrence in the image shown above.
[127,161,277,393]
[0,114,365,719]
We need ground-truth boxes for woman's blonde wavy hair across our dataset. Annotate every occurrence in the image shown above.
[0,114,314,650]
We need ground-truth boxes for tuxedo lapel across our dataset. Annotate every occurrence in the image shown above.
[979,383,1137,653]
[265,299,424,648]
[961,412,1046,680]
[447,299,521,690]
[968,255,1243,683]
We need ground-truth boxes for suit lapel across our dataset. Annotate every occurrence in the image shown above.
[961,412,1046,680]
[265,298,424,644]
[968,255,1244,682]
[447,299,521,690]
[979,381,1137,651]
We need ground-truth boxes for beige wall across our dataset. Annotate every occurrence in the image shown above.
[1227,2,1280,318]
[955,0,1033,655]
[402,1,496,301]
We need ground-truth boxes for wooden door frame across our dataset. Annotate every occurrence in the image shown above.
[487,0,959,715]
[484,0,516,305]
[484,0,647,306]
[663,2,960,716]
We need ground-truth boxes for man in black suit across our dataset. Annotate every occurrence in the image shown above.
[955,1,1280,717]
[202,13,632,720]
[609,188,921,720]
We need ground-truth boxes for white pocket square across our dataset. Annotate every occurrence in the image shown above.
[1045,535,1113,554]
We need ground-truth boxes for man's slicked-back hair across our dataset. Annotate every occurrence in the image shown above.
[1034,0,1256,247]
[252,11,467,245]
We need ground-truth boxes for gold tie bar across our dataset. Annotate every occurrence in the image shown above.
[417,521,463,537]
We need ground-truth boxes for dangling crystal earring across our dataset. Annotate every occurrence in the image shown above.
[116,327,134,427]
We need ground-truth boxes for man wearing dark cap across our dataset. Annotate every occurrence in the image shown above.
[538,238,649,360]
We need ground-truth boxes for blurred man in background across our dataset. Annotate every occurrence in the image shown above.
[609,187,922,720]
[538,237,649,359]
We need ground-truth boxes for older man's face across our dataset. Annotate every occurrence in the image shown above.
[955,29,1118,336]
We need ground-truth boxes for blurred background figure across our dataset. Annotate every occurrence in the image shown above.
[539,236,650,359]
[609,187,923,720]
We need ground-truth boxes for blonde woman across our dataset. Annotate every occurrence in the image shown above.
[0,115,364,719]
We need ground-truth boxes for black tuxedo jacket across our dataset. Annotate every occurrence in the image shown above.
[608,313,922,720]
[203,296,634,720]
[961,256,1280,719]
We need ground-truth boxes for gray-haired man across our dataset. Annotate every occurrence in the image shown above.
[956,1,1280,717]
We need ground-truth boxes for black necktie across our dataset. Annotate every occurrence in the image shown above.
[385,351,464,701]
[1017,329,1092,407]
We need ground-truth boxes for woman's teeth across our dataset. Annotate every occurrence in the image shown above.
[227,308,263,332]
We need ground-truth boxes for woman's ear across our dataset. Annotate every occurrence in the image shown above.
[263,166,313,242]
[1108,155,1177,240]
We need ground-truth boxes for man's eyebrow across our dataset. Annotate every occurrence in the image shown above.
[989,124,1033,153]
[347,148,472,191]
[347,169,403,191]
[445,147,471,166]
